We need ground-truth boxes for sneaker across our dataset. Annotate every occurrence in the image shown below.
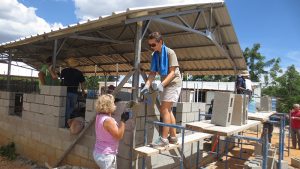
[150,136,169,148]
[168,136,178,144]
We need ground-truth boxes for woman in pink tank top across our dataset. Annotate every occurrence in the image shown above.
[93,94,129,169]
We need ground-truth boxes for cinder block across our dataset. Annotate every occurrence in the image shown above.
[260,96,272,111]
[27,94,36,103]
[30,103,40,113]
[40,85,51,95]
[211,92,235,127]
[186,112,195,122]
[86,99,96,112]
[274,159,289,169]
[34,94,45,104]
[191,102,206,112]
[53,96,66,107]
[291,157,300,168]
[50,86,67,96]
[176,102,192,113]
[232,94,248,126]
[44,95,54,105]
[85,111,96,122]
[0,91,15,99]
[44,115,65,128]
[23,102,30,111]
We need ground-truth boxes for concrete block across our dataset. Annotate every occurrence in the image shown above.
[175,102,191,113]
[85,111,96,122]
[34,112,44,123]
[86,99,96,112]
[27,94,36,103]
[232,94,248,126]
[53,96,66,107]
[30,103,40,113]
[50,86,67,96]
[211,92,235,127]
[40,85,51,95]
[44,115,65,128]
[186,112,195,122]
[23,102,30,111]
[0,91,15,99]
[191,102,206,112]
[34,94,45,104]
[260,96,272,111]
[44,95,54,105]
[274,160,289,169]
[291,157,300,168]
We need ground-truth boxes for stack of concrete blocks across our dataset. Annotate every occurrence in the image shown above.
[211,92,235,127]
[114,92,161,168]
[175,102,206,131]
[231,94,249,126]
[260,96,272,112]
[85,99,97,122]
[291,157,300,168]
[0,91,15,115]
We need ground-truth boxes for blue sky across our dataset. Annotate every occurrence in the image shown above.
[0,0,299,76]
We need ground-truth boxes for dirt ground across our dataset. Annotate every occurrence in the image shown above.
[1,126,299,169]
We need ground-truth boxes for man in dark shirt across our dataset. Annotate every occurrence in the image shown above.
[61,57,85,127]
[236,71,247,94]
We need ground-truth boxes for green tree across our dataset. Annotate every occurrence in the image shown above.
[243,43,276,82]
[263,65,300,113]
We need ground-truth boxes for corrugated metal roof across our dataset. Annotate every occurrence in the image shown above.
[0,0,247,76]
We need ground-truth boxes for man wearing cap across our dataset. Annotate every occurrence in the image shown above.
[61,57,85,127]
[236,70,247,94]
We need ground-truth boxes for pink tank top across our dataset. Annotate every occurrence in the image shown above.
[94,114,118,154]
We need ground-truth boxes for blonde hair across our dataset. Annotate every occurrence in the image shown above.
[293,104,300,109]
[95,94,116,114]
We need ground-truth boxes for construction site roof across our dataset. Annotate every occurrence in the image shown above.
[0,0,247,76]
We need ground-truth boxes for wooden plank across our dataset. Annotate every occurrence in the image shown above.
[134,132,212,156]
[248,112,275,122]
[185,120,261,136]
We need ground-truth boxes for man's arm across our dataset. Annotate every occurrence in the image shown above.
[145,71,156,87]
[161,66,176,87]
[38,71,46,85]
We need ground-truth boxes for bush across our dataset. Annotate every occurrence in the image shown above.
[0,142,17,160]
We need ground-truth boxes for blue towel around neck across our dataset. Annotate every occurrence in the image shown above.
[150,44,169,76]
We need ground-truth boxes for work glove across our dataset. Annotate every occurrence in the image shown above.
[121,111,131,122]
[140,85,150,95]
[152,83,164,92]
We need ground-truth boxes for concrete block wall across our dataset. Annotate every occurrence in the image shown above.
[85,99,96,122]
[0,89,99,169]
[0,91,15,115]
[231,94,248,126]
[23,86,67,128]
[211,92,235,127]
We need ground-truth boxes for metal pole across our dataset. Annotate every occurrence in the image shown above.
[131,21,143,169]
[262,128,269,169]
[7,50,12,92]
[180,128,185,169]
[52,39,58,86]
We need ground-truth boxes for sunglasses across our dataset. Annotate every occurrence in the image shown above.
[148,43,157,48]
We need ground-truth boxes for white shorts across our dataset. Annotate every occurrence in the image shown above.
[93,151,117,169]
[160,86,181,102]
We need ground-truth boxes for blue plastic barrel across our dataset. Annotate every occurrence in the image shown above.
[271,98,277,111]
[248,100,256,113]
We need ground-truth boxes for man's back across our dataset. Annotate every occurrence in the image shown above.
[61,67,85,93]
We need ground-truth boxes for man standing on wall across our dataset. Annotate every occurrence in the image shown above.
[61,57,85,127]
[141,32,182,147]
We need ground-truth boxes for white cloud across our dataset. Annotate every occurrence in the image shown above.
[73,0,211,21]
[0,0,63,43]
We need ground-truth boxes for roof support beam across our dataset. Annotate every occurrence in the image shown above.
[125,8,203,24]
[69,35,131,44]
[152,18,236,69]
